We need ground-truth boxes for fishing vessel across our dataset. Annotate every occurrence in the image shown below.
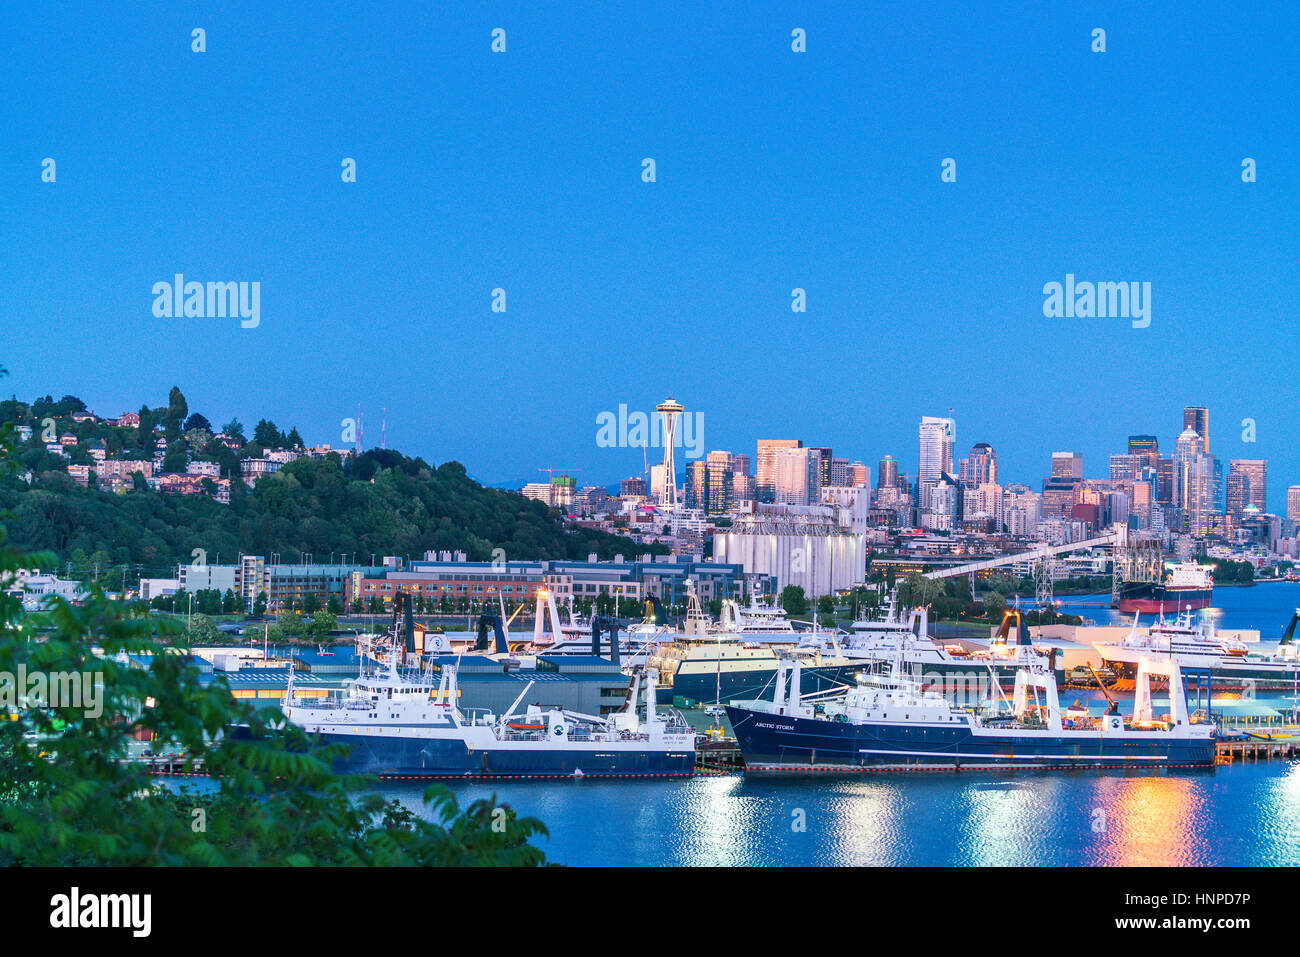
[1096,609,1300,691]
[644,585,859,704]
[1117,561,1213,613]
[726,650,1217,773]
[803,603,1063,692]
[282,637,696,779]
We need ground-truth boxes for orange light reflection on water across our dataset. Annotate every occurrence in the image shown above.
[1085,775,1213,867]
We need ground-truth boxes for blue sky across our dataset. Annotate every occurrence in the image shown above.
[3,2,1297,503]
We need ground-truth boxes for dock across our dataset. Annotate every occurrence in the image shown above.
[1217,733,1300,763]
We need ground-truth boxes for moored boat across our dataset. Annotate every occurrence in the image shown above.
[726,648,1217,774]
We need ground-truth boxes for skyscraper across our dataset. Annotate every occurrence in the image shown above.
[704,450,736,515]
[959,442,997,487]
[1184,406,1209,454]
[1172,427,1201,518]
[1051,452,1082,479]
[772,446,820,505]
[1226,459,1267,518]
[877,455,899,490]
[756,439,801,503]
[1287,486,1300,531]
[1109,454,1139,483]
[918,416,955,487]
[1128,435,1160,472]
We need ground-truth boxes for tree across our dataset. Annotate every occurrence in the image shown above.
[301,592,321,614]
[984,590,1008,618]
[164,386,188,441]
[286,427,304,449]
[276,610,306,639]
[307,610,338,640]
[253,419,284,448]
[779,585,809,616]
[183,413,212,433]
[187,612,223,644]
[252,591,267,617]
[0,481,550,862]
[222,419,246,443]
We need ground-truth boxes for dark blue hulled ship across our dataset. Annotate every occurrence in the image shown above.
[282,646,696,780]
[726,652,1216,774]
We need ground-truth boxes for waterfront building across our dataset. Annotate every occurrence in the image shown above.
[713,501,866,595]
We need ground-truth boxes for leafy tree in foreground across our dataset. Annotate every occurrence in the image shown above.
[0,402,549,866]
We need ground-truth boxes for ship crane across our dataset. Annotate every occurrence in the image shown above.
[1088,664,1121,715]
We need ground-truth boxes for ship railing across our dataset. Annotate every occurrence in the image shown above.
[291,697,371,711]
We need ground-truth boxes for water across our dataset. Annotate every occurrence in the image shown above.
[373,763,1300,866]
[366,582,1300,866]
[1058,579,1300,638]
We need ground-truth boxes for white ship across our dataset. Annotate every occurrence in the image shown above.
[282,636,696,779]
[1096,610,1300,691]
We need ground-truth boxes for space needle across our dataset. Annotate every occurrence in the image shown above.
[655,396,684,510]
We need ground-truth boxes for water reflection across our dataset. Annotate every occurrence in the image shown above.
[370,763,1298,866]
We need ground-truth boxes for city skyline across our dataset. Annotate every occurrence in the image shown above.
[4,3,1297,506]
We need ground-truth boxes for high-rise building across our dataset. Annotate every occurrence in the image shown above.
[1156,456,1174,505]
[1172,427,1201,521]
[684,460,708,510]
[772,446,821,506]
[806,447,833,488]
[829,457,850,487]
[619,476,647,498]
[877,455,899,490]
[756,439,801,503]
[847,462,869,488]
[1128,434,1159,458]
[958,442,997,487]
[1226,459,1267,518]
[1287,486,1300,531]
[918,417,955,510]
[1051,452,1082,479]
[1184,452,1218,537]
[1109,453,1139,483]
[704,451,736,515]
[1184,406,1209,454]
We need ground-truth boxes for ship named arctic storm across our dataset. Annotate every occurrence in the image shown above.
[726,652,1216,774]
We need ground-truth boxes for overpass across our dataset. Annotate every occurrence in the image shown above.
[922,529,1125,607]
